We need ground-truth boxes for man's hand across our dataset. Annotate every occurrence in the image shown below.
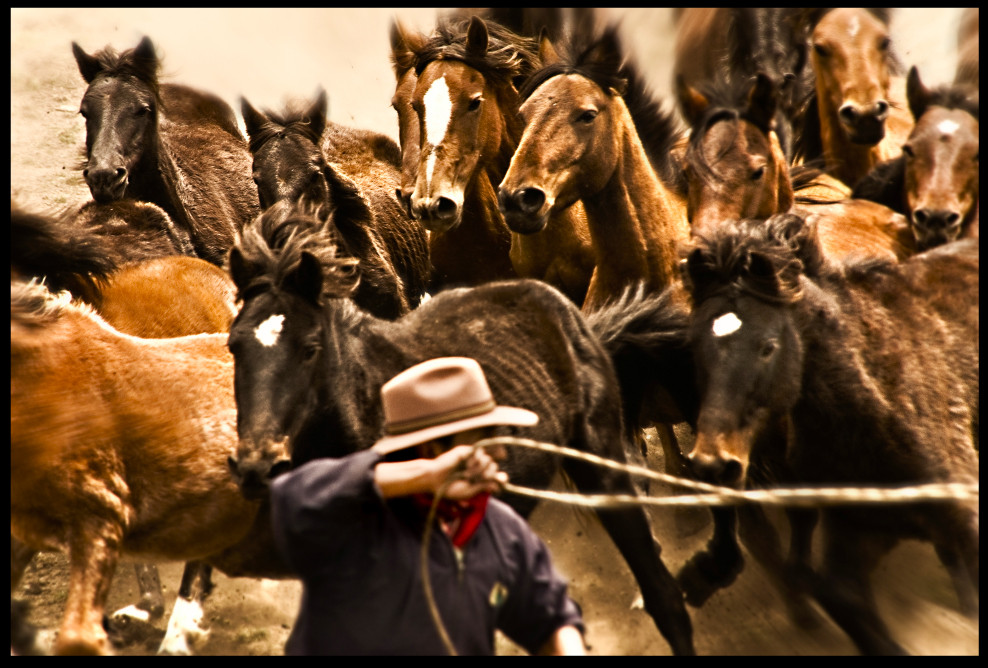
[430,445,508,500]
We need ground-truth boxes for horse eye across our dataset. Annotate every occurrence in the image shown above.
[812,43,830,58]
[878,37,891,51]
[135,105,151,117]
[302,341,320,362]
[578,109,598,123]
[760,339,778,359]
[467,97,482,112]
[902,144,914,159]
[751,166,766,181]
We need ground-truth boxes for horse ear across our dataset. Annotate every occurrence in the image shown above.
[131,36,159,83]
[906,66,932,121]
[746,73,778,134]
[685,246,713,298]
[228,246,257,292]
[306,89,328,140]
[583,28,622,73]
[289,251,324,305]
[240,97,267,141]
[676,75,709,127]
[390,19,425,77]
[466,16,490,58]
[537,28,561,66]
[72,42,102,83]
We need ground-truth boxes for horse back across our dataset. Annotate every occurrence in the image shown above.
[160,83,243,141]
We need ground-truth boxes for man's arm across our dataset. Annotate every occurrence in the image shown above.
[373,444,507,500]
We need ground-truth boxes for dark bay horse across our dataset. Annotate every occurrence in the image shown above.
[682,213,979,655]
[241,89,430,317]
[72,36,259,266]
[673,8,813,160]
[9,280,277,655]
[792,8,914,188]
[678,72,916,262]
[852,67,979,250]
[224,204,696,655]
[397,16,594,302]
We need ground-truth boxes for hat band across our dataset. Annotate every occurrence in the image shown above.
[384,399,497,436]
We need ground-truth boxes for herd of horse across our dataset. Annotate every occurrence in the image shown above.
[10,8,979,656]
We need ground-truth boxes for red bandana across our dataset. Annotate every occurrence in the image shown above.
[412,492,490,548]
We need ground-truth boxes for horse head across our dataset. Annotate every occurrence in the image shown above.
[241,91,329,210]
[73,36,160,203]
[902,67,980,250]
[226,204,360,499]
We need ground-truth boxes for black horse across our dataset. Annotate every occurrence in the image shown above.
[681,213,979,655]
[224,203,696,656]
[240,90,430,317]
[72,36,259,266]
[852,67,979,250]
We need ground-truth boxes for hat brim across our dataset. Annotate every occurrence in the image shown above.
[371,405,539,456]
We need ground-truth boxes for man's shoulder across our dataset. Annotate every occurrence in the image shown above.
[485,497,536,533]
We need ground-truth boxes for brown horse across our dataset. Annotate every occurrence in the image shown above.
[678,72,916,262]
[500,26,691,312]
[9,280,273,655]
[673,8,814,161]
[852,68,979,250]
[241,89,430,316]
[398,16,594,302]
[72,36,259,266]
[793,8,914,188]
[682,213,979,654]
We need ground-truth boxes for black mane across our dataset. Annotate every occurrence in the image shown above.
[246,104,324,155]
[414,16,539,87]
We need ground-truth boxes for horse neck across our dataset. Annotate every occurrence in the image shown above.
[125,126,193,237]
[509,201,594,304]
[431,168,515,285]
[582,100,690,302]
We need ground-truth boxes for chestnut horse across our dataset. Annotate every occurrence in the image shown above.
[852,67,979,250]
[678,72,916,262]
[498,26,694,483]
[72,36,259,266]
[682,213,978,654]
[793,8,914,188]
[241,89,430,316]
[395,16,594,302]
[9,280,286,655]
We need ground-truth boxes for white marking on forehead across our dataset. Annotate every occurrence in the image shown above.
[712,312,743,337]
[937,119,960,136]
[255,313,285,347]
[423,75,451,148]
[848,15,860,38]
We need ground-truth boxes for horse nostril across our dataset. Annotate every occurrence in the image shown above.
[115,168,127,179]
[432,197,457,220]
[83,168,90,178]
[873,100,889,119]
[267,459,293,480]
[688,451,742,485]
[838,104,857,123]
[915,209,961,230]
[517,188,546,214]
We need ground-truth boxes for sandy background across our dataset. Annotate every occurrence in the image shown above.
[11,7,977,656]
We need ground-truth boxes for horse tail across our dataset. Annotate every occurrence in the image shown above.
[585,283,698,433]
[10,202,117,304]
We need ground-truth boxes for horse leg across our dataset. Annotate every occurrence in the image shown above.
[930,504,979,617]
[676,506,744,607]
[54,527,123,655]
[811,519,906,655]
[562,455,695,656]
[158,561,214,655]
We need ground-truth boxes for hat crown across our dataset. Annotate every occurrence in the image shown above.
[381,357,495,435]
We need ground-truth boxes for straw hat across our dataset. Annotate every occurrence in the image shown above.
[371,357,539,455]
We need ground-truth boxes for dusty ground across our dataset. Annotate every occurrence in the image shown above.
[11,8,978,657]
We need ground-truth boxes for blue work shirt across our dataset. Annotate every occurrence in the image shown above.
[270,449,585,655]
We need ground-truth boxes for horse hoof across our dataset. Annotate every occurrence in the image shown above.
[676,550,745,607]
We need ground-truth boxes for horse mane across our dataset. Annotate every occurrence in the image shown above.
[685,214,826,306]
[245,103,323,155]
[10,279,84,331]
[914,83,980,120]
[85,41,161,97]
[414,15,540,87]
[233,202,359,303]
[520,25,685,189]
[685,75,774,186]
[10,203,117,299]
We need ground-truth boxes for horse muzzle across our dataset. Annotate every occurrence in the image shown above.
[83,165,129,203]
[227,437,292,501]
[687,432,746,486]
[839,100,889,145]
[410,195,462,233]
[498,187,550,234]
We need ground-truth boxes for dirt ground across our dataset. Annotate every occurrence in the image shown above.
[10,8,978,657]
